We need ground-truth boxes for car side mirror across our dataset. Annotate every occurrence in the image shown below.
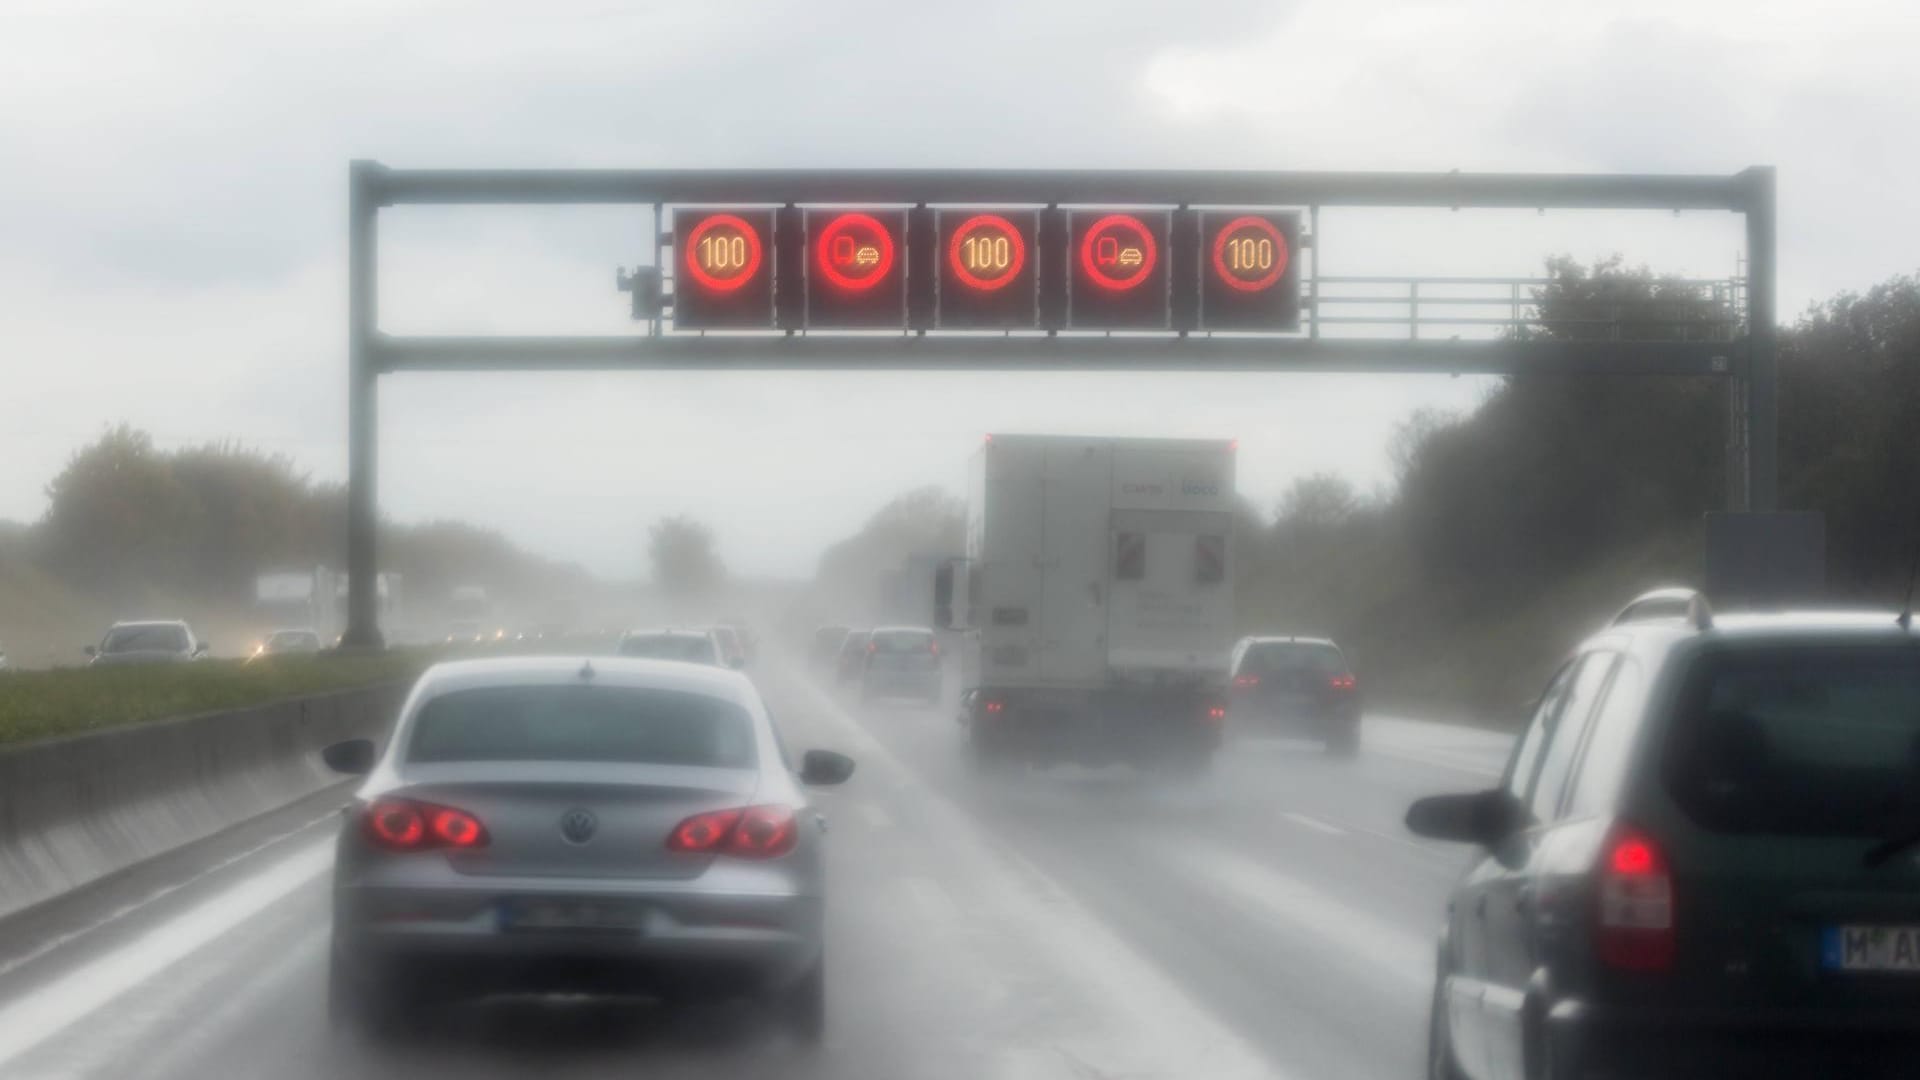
[1406,789,1518,847]
[84,645,97,657]
[799,749,856,786]
[323,738,377,776]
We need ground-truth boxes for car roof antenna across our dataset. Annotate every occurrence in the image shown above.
[578,659,596,680]
[1899,542,1920,630]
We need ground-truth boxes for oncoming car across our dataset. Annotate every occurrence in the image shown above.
[257,628,324,658]
[322,656,855,1042]
[86,619,206,666]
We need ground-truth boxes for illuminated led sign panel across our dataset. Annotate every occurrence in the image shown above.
[671,209,775,329]
[666,202,1301,334]
[1198,211,1302,331]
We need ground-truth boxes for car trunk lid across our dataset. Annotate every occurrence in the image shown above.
[394,761,759,881]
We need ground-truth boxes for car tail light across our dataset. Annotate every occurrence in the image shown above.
[1330,674,1357,691]
[668,805,797,859]
[930,641,940,656]
[669,808,744,852]
[728,806,797,857]
[364,798,489,852]
[867,641,877,653]
[1234,675,1259,688]
[429,807,487,848]
[1597,825,1674,972]
[983,699,1005,714]
[1205,704,1227,723]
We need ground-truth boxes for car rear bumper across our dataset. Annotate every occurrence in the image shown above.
[334,884,822,996]
[1229,694,1357,732]
[863,671,940,696]
[1549,998,1920,1078]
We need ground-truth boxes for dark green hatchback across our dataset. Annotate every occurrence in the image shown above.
[1410,605,1920,1080]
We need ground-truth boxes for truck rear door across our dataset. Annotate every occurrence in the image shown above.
[1105,508,1234,678]
[1037,442,1112,686]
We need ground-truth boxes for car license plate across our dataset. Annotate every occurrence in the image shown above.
[1822,926,1920,972]
[500,898,644,933]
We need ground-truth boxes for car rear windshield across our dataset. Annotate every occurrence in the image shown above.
[104,624,188,653]
[618,634,715,663]
[1666,645,1920,837]
[1240,642,1346,676]
[871,630,933,653]
[406,685,757,768]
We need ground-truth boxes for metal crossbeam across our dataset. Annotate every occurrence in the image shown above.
[376,334,1742,377]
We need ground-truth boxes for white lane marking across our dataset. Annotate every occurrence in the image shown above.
[781,658,1288,1080]
[859,803,894,831]
[1169,840,1433,994]
[0,805,341,983]
[0,839,332,1069]
[38,928,328,1080]
[1279,811,1345,836]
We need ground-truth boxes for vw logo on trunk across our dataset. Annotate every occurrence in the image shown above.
[559,808,598,844]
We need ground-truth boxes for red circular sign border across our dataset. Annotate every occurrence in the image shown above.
[814,212,897,292]
[1210,215,1290,293]
[947,214,1028,292]
[682,213,764,294]
[1078,213,1159,292]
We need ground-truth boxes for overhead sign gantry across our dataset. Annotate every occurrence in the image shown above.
[343,163,1778,647]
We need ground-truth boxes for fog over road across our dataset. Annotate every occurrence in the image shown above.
[0,654,1511,1080]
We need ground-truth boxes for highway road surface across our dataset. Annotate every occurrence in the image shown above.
[0,656,1513,1080]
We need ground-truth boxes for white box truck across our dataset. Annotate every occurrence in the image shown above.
[940,434,1237,769]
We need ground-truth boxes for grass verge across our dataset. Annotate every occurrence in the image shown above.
[0,650,440,747]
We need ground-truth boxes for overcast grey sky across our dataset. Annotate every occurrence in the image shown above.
[4,0,1916,579]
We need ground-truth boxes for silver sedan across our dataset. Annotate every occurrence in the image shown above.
[321,655,855,1043]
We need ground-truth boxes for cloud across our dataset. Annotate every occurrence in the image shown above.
[2,0,1915,577]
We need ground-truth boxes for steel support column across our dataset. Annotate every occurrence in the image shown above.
[1743,166,1778,512]
[342,160,384,649]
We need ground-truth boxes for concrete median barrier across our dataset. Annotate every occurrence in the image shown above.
[0,681,408,923]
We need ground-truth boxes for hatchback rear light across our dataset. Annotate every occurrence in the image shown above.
[667,805,798,859]
[1205,704,1228,723]
[1329,674,1357,691]
[1597,825,1674,972]
[363,798,489,852]
[983,699,1005,714]
[1234,675,1260,688]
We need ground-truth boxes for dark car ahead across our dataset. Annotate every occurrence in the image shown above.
[860,626,942,705]
[1228,636,1361,753]
[1410,599,1920,1080]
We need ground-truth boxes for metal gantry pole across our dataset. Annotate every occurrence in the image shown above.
[1743,166,1779,513]
[342,160,384,649]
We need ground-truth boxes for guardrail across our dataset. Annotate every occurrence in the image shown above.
[0,682,408,923]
